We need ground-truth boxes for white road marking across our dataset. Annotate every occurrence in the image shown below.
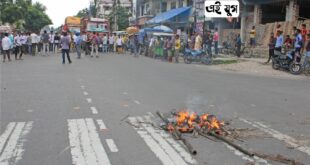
[83,92,89,96]
[223,143,271,165]
[0,123,16,151]
[90,107,98,114]
[136,116,188,165]
[239,118,310,156]
[106,139,119,152]
[134,100,141,105]
[96,120,107,130]
[86,98,92,103]
[128,117,176,165]
[144,115,197,164]
[80,85,85,89]
[0,122,33,164]
[67,118,111,165]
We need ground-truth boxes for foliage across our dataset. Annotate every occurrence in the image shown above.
[108,6,130,31]
[23,5,52,32]
[0,0,52,32]
[76,8,89,18]
[0,3,24,24]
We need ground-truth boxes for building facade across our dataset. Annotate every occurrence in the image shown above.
[96,0,132,19]
[134,0,194,27]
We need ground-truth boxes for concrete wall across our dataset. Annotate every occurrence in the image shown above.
[222,19,310,57]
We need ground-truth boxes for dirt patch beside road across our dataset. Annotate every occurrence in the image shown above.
[208,58,307,79]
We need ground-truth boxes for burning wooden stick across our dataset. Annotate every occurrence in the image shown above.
[156,111,197,155]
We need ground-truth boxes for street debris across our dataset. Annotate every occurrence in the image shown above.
[156,109,305,164]
[253,153,304,165]
[156,110,254,156]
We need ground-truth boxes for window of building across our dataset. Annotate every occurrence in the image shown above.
[178,0,183,8]
[162,2,167,12]
[171,2,176,9]
[144,3,150,15]
[187,0,193,6]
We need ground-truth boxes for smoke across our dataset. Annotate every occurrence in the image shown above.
[185,95,207,113]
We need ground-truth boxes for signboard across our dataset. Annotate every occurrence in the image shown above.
[205,0,240,18]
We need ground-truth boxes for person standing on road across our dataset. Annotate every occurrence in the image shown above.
[14,33,22,60]
[265,33,276,64]
[294,29,303,63]
[249,26,256,48]
[42,30,50,56]
[213,28,219,56]
[235,34,242,58]
[301,24,308,54]
[2,33,12,62]
[54,33,60,53]
[275,31,283,52]
[49,31,55,53]
[174,35,181,63]
[103,34,108,53]
[91,32,99,58]
[194,33,202,50]
[60,32,72,64]
[74,32,82,59]
[116,35,123,54]
[26,33,32,55]
[303,34,310,67]
[204,31,213,57]
[31,32,38,56]
[20,33,27,55]
[109,34,114,53]
[129,34,137,57]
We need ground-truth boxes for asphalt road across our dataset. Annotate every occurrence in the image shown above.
[1,52,310,165]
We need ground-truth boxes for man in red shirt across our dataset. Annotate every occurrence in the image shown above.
[301,24,308,54]
[213,28,219,56]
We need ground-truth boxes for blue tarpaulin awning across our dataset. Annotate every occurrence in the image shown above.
[146,7,192,25]
[242,0,287,4]
[153,25,173,33]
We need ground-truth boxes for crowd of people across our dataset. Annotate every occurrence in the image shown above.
[0,30,62,62]
[266,24,310,64]
[1,24,309,66]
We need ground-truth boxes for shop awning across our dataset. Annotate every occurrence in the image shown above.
[242,0,288,5]
[146,7,192,25]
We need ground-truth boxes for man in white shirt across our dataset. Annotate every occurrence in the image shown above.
[103,34,108,53]
[20,33,27,55]
[31,32,38,55]
[2,33,12,62]
[49,31,55,53]
[36,34,42,54]
[14,33,22,60]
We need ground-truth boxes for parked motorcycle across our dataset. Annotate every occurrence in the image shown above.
[183,48,212,65]
[272,50,302,75]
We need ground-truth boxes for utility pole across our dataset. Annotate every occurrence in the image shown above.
[113,0,118,31]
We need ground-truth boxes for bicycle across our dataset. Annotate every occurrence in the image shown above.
[242,43,254,58]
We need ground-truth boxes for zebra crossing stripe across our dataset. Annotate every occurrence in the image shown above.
[128,117,176,165]
[239,118,310,156]
[143,115,197,164]
[106,139,119,152]
[67,118,111,165]
[0,122,33,164]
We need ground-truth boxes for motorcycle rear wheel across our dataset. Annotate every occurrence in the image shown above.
[289,63,302,75]
[272,60,280,70]
[184,57,192,64]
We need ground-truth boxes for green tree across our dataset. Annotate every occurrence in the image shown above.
[23,4,52,32]
[76,8,89,18]
[0,0,51,32]
[108,6,129,31]
[0,3,24,24]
